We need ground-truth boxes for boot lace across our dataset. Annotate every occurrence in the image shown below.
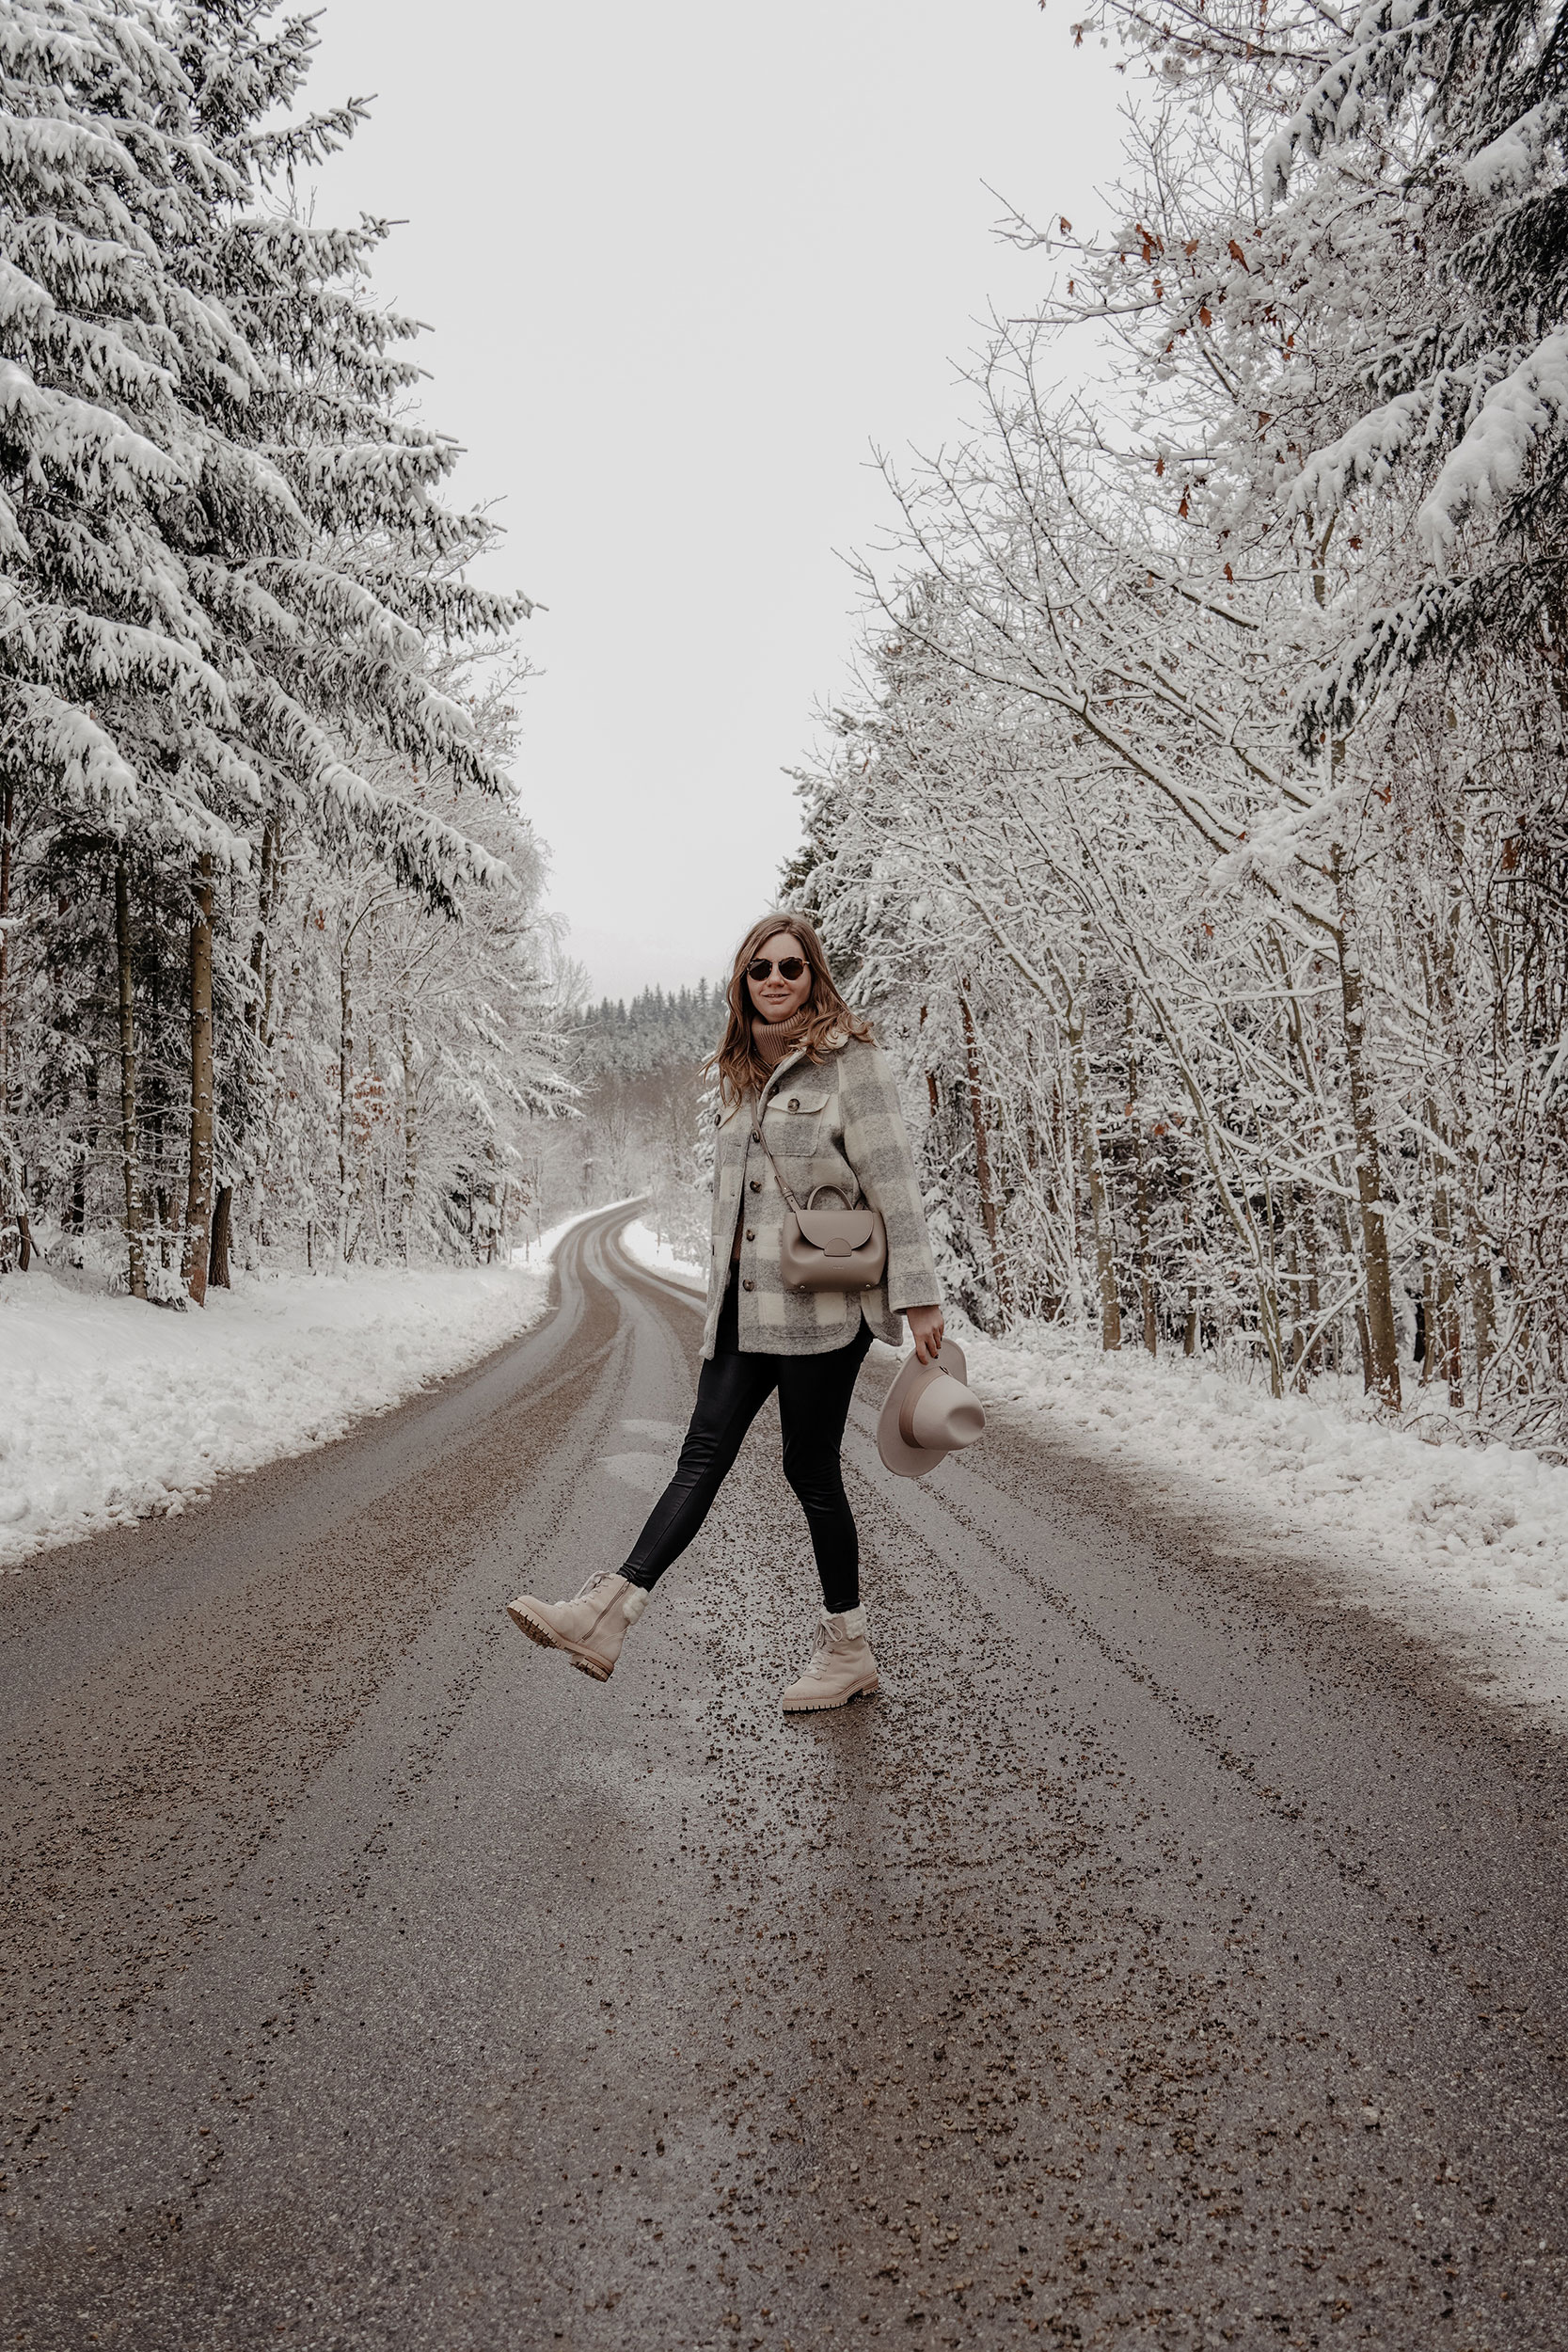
[799,1622,841,1681]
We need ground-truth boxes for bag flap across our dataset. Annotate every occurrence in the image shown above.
[796,1207,878,1254]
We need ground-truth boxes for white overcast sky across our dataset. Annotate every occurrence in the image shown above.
[305,1,1122,1002]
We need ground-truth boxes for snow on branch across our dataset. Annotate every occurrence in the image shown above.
[1260,0,1433,199]
[1418,328,1568,556]
[1,682,142,818]
[0,358,184,495]
[1461,100,1557,197]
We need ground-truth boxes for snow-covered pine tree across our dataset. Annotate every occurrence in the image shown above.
[1254,0,1568,695]
[1,0,246,1282]
[0,0,564,1293]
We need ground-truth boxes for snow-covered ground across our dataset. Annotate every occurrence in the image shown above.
[618,1217,705,1288]
[960,1321,1568,1723]
[0,1208,610,1570]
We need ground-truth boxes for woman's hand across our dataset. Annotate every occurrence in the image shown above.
[906,1302,945,1365]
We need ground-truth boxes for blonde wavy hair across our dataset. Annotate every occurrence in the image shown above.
[707,912,873,1106]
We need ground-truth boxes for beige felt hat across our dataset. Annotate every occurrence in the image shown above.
[877,1339,986,1478]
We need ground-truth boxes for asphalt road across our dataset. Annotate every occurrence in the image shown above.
[3,1204,1565,2352]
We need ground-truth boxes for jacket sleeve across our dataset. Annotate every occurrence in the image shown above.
[840,1042,942,1316]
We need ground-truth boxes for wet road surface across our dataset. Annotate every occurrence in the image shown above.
[3,1203,1566,2349]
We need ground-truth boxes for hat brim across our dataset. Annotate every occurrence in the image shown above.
[877,1339,972,1477]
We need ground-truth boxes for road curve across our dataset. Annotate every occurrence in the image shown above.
[2,1203,1565,2349]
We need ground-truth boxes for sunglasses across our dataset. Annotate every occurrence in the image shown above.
[746,956,808,982]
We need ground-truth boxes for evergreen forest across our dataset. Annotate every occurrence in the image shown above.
[0,0,568,1298]
[5,0,1568,1461]
[517,985,724,1264]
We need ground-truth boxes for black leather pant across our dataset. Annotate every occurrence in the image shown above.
[621,1271,875,1613]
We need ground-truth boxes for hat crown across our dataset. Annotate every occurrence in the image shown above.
[877,1337,985,1479]
[898,1368,985,1453]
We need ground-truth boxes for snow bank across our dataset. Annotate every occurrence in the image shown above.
[618,1217,705,1288]
[510,1198,643,1266]
[960,1321,1568,1714]
[0,1245,579,1570]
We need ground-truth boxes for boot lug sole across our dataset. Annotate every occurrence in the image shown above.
[782,1677,879,1714]
[507,1599,615,1682]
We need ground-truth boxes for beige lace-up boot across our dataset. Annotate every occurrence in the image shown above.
[781,1605,879,1713]
[506,1571,649,1682]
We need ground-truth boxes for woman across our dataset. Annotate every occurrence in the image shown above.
[507,912,945,1711]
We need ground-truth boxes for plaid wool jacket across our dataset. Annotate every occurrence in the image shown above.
[701,1035,942,1359]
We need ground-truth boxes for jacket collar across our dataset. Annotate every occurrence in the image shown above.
[719,1043,819,1127]
[758,1046,810,1102]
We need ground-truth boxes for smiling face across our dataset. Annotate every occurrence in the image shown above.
[746,930,814,1025]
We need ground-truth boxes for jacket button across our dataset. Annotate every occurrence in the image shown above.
[745,1228,755,1242]
[751,1127,761,1143]
[741,1278,754,1292]
[714,1112,721,1125]
[787,1097,800,1110]
[749,1178,761,1193]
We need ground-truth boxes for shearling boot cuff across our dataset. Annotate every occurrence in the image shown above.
[834,1604,867,1639]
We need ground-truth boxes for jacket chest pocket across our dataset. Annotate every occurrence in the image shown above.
[763,1084,832,1162]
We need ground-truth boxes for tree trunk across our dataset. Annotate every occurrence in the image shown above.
[115,854,147,1299]
[1466,1210,1497,1385]
[247,812,277,1037]
[1426,1104,1464,1405]
[0,775,14,1274]
[147,868,167,1270]
[1421,834,1496,1395]
[1066,984,1120,1350]
[69,1132,87,1237]
[69,1054,98,1251]
[1180,1167,1199,1356]
[337,934,354,1270]
[208,1184,232,1289]
[1302,1196,1323,1375]
[960,987,1011,1327]
[1297,1204,1325,1374]
[361,908,381,1261]
[1,779,27,1270]
[183,856,215,1306]
[401,1013,418,1261]
[1126,998,1156,1355]
[1331,849,1401,1410]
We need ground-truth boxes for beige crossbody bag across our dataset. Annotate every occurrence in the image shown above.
[750,1092,888,1294]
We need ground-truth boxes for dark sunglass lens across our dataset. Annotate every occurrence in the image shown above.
[746,959,771,980]
[776,958,806,979]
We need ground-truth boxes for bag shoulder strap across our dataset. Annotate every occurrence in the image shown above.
[749,1089,804,1216]
[749,1085,865,1219]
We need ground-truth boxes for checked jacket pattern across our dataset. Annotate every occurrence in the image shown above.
[702,1035,942,1360]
